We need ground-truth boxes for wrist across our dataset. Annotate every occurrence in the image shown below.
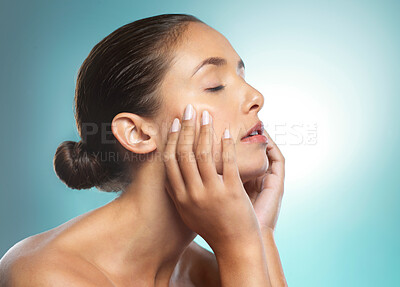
[261,226,275,238]
[212,232,271,286]
[211,230,265,259]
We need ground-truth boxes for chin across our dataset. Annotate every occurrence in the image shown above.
[237,153,268,184]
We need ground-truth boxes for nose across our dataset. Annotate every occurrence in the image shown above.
[242,84,264,114]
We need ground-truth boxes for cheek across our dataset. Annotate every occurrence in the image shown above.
[209,111,233,138]
[212,143,268,180]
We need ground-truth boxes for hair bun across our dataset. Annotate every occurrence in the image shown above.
[53,141,105,190]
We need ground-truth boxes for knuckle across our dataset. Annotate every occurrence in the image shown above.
[229,182,243,198]
[225,172,241,188]
[177,149,195,163]
[199,125,211,136]
[230,190,241,200]
[174,190,187,204]
[196,149,211,162]
[203,179,222,193]
[181,122,194,133]
[189,191,206,208]
[198,129,211,145]
[223,151,235,163]
[163,152,175,163]
[178,133,194,146]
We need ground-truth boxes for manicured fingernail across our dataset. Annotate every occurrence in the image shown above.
[184,104,193,120]
[202,110,209,125]
[170,118,180,132]
[224,128,230,139]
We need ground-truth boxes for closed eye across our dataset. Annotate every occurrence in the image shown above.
[206,85,225,92]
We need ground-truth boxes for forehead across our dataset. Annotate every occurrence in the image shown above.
[168,22,240,76]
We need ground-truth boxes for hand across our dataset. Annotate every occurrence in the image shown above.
[243,129,285,233]
[163,104,261,250]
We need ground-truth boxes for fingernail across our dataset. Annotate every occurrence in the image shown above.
[170,118,180,132]
[202,110,209,125]
[224,128,230,139]
[184,104,193,120]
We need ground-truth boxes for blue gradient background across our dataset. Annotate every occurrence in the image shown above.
[1,0,399,286]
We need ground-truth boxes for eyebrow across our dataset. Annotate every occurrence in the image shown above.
[191,57,245,77]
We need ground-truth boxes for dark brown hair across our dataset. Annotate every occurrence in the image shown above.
[53,14,203,192]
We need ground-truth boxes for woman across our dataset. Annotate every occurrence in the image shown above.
[0,14,286,286]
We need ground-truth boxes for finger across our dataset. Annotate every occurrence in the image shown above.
[165,177,181,207]
[176,104,204,191]
[195,110,219,186]
[263,129,285,179]
[221,127,240,185]
[163,117,186,201]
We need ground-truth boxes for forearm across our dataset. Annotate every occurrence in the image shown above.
[261,228,287,286]
[212,233,271,287]
[192,229,286,287]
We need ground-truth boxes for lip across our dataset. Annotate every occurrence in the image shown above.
[241,121,265,140]
[241,134,268,144]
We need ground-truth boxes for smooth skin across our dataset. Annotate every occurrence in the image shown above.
[164,106,271,286]
[0,22,286,286]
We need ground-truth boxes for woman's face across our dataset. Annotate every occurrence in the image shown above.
[156,22,268,183]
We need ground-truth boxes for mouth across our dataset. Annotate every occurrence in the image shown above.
[241,121,265,140]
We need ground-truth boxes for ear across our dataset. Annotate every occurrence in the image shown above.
[111,112,157,154]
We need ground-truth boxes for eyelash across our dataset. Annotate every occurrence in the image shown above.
[206,85,225,92]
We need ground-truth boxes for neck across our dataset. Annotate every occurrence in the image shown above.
[76,159,197,285]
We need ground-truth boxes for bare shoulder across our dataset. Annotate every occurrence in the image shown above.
[0,233,114,287]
